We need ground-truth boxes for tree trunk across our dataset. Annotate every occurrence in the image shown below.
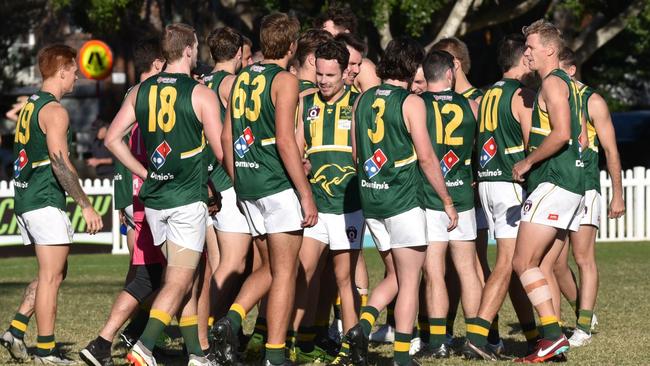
[426,0,474,50]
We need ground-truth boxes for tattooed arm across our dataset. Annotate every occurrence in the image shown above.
[42,103,103,234]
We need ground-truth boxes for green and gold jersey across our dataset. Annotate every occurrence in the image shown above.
[203,70,234,192]
[527,69,584,195]
[231,62,293,200]
[113,135,132,210]
[302,89,360,214]
[462,87,483,102]
[299,79,317,93]
[355,84,420,219]
[578,83,600,191]
[13,91,69,215]
[421,90,476,212]
[135,72,207,209]
[476,78,526,182]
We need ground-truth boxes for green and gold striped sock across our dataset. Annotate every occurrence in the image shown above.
[466,317,490,346]
[428,318,446,348]
[393,332,411,365]
[540,315,562,340]
[179,315,203,356]
[226,304,246,335]
[9,313,30,340]
[36,334,55,357]
[576,309,593,333]
[359,306,380,338]
[140,309,171,351]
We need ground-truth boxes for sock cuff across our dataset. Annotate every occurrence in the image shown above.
[179,315,198,327]
[394,331,411,342]
[473,317,492,329]
[360,306,380,325]
[10,319,28,332]
[37,334,55,350]
[540,315,558,326]
[208,316,215,327]
[150,309,172,325]
[14,313,30,323]
[265,343,285,350]
[229,303,246,320]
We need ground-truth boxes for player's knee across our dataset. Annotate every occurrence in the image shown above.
[512,256,528,276]
[38,270,64,287]
[574,255,596,270]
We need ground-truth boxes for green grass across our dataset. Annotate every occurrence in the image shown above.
[0,242,649,365]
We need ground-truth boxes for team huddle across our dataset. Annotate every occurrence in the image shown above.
[1,6,626,366]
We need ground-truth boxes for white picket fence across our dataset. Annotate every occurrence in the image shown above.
[0,167,648,255]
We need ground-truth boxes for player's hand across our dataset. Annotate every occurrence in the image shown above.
[444,204,458,232]
[512,158,532,182]
[207,192,222,216]
[300,195,318,228]
[302,158,312,176]
[82,206,103,234]
[608,194,625,219]
[86,157,100,167]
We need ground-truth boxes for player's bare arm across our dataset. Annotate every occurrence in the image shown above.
[514,86,535,148]
[221,98,235,180]
[44,103,103,234]
[590,92,625,218]
[513,75,570,181]
[193,84,223,162]
[219,74,237,107]
[273,71,318,227]
[404,94,458,231]
[469,98,479,120]
[354,58,381,92]
[105,85,148,180]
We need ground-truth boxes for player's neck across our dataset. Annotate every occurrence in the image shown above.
[213,60,237,74]
[384,79,408,89]
[321,85,345,103]
[453,72,472,93]
[140,70,159,82]
[503,67,525,81]
[41,79,64,100]
[164,60,191,75]
[297,67,316,83]
[261,55,291,69]
[538,61,559,79]
[427,80,452,93]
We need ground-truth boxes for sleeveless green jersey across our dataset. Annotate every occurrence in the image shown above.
[476,78,526,182]
[231,63,294,200]
[462,87,483,102]
[355,84,420,219]
[578,83,600,191]
[203,70,234,192]
[527,69,584,195]
[13,91,69,215]
[135,72,207,209]
[300,79,317,93]
[302,89,360,214]
[421,90,476,212]
[113,136,132,210]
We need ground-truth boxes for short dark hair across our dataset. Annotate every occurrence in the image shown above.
[315,40,350,72]
[295,29,333,66]
[37,44,76,79]
[377,37,424,82]
[432,37,471,74]
[207,26,243,63]
[133,37,163,77]
[422,50,454,82]
[162,23,196,62]
[497,34,526,73]
[334,32,366,54]
[313,4,358,34]
[260,12,301,59]
[559,46,576,67]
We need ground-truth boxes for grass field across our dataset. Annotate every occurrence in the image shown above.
[0,242,649,365]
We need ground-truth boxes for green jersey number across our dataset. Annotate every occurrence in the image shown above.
[14,102,35,144]
[432,101,464,146]
[148,85,177,133]
[479,88,503,132]
[232,72,266,122]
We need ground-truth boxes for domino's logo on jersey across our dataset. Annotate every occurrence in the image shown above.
[13,149,28,178]
[364,149,388,179]
[480,137,497,168]
[235,127,255,158]
[440,150,459,177]
[151,141,172,170]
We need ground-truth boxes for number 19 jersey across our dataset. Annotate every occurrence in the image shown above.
[135,72,207,209]
[231,63,293,200]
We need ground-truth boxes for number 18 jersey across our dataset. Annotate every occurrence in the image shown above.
[134,72,207,209]
[231,63,293,200]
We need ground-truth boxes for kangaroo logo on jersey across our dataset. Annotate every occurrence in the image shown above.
[310,163,357,197]
[234,127,255,158]
[480,137,497,168]
[13,149,28,178]
[440,150,459,177]
[364,149,388,179]
[151,141,172,170]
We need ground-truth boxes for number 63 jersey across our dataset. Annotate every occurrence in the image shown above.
[135,72,207,209]
[230,63,294,200]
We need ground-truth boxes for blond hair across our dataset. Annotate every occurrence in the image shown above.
[522,19,564,50]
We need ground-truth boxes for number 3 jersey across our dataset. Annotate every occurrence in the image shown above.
[230,63,293,200]
[13,91,68,215]
[420,90,476,212]
[302,89,360,214]
[134,72,207,209]
[354,84,420,219]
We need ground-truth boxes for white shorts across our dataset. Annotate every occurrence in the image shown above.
[123,204,135,231]
[520,182,584,232]
[580,189,601,228]
[240,189,303,237]
[479,181,526,239]
[475,206,489,230]
[213,187,250,234]
[304,210,365,250]
[426,208,477,242]
[16,206,73,245]
[366,207,427,251]
[145,201,208,252]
